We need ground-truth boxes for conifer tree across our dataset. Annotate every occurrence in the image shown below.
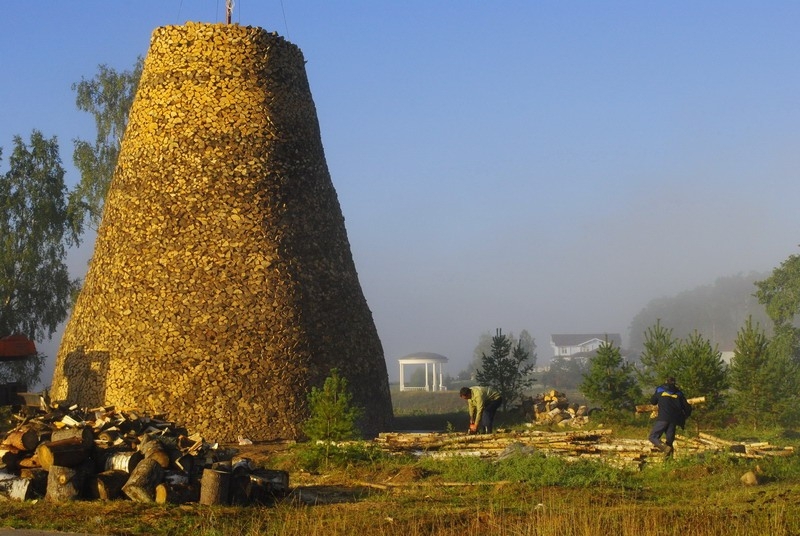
[579,340,641,412]
[303,368,363,443]
[732,316,800,427]
[475,328,536,411]
[730,317,774,428]
[670,331,728,428]
[636,319,675,389]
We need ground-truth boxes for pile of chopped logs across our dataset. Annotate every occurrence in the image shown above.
[50,21,393,443]
[520,390,591,427]
[0,405,288,504]
[374,428,794,470]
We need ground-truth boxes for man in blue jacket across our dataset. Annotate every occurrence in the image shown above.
[648,377,692,456]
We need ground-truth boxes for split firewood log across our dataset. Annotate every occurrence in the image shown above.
[155,478,200,505]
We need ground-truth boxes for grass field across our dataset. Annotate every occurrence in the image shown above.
[2,392,799,535]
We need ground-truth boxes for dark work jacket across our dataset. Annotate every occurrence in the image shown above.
[650,384,692,427]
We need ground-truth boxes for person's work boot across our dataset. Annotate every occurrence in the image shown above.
[663,445,674,457]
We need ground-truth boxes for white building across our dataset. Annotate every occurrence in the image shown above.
[550,333,623,359]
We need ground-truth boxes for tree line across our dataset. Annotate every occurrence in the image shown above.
[559,258,800,430]
[470,257,800,431]
[0,59,142,386]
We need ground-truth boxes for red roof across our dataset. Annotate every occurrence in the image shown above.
[0,334,37,360]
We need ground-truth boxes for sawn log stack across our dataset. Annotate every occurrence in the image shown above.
[0,405,288,504]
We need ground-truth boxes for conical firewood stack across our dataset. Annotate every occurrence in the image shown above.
[51,22,392,442]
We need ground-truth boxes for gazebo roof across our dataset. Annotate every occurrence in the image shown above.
[398,352,448,363]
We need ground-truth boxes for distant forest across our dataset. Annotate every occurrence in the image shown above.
[627,272,771,354]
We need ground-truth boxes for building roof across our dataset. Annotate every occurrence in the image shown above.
[551,333,623,347]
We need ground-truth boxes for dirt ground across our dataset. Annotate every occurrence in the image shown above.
[221,438,295,465]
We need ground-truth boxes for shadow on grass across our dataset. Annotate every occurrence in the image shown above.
[392,412,467,432]
[391,412,530,433]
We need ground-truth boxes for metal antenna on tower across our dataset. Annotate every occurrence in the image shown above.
[226,0,234,24]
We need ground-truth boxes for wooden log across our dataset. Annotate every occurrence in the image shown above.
[18,468,47,498]
[51,426,94,448]
[17,455,41,470]
[0,447,22,472]
[88,469,129,500]
[138,434,170,468]
[155,479,200,505]
[200,468,230,505]
[35,437,89,471]
[45,465,86,502]
[636,396,707,414]
[1,426,40,451]
[0,471,35,501]
[250,469,289,498]
[96,430,121,445]
[155,483,169,504]
[122,458,164,503]
[102,450,143,473]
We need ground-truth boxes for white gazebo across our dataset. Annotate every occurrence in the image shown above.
[398,352,448,392]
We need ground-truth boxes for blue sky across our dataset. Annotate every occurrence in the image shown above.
[2,2,800,384]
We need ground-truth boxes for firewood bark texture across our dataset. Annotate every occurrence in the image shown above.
[50,22,392,442]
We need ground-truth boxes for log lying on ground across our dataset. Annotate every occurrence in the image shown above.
[88,469,130,500]
[36,437,89,471]
[1,426,40,451]
[0,471,36,501]
[51,426,94,448]
[138,434,171,468]
[374,428,794,470]
[122,458,164,503]
[0,404,289,505]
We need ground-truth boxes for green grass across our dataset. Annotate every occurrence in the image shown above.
[3,394,800,535]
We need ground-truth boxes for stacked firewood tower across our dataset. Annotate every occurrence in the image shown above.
[51,22,393,441]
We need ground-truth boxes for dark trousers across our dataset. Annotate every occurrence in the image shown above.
[480,398,503,433]
[649,420,677,447]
